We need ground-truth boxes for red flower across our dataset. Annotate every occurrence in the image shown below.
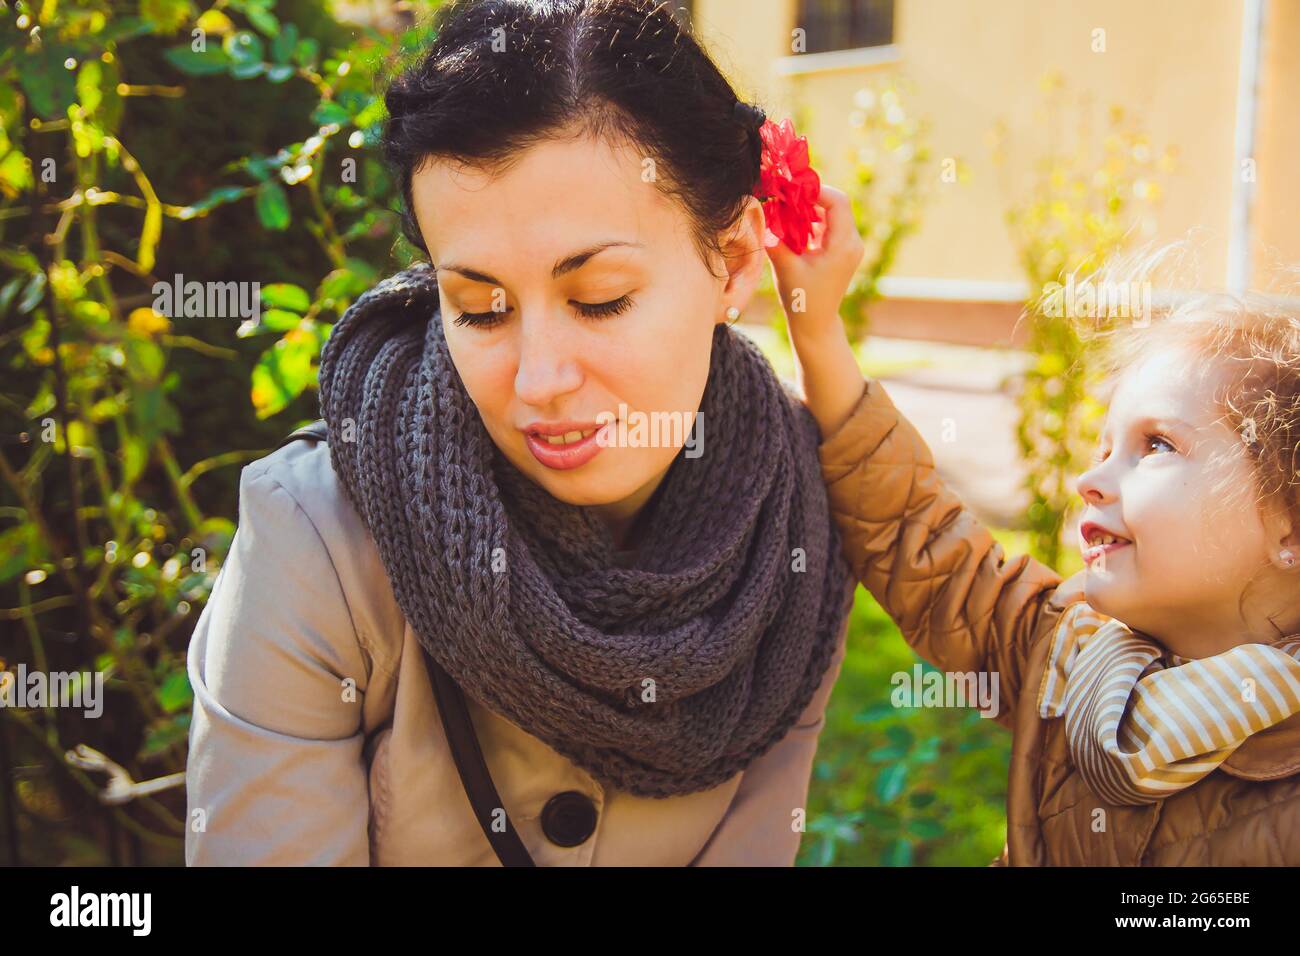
[754,118,825,255]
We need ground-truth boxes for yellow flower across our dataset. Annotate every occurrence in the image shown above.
[128,307,171,337]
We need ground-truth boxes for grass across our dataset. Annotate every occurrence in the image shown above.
[799,526,1073,867]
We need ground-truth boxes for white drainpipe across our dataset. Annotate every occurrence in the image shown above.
[1227,0,1267,293]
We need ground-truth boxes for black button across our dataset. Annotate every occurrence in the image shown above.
[540,791,598,847]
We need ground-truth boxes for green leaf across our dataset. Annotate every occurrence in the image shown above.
[885,724,915,750]
[316,266,370,307]
[121,434,150,486]
[18,42,79,120]
[259,308,303,332]
[140,0,195,34]
[223,30,265,65]
[230,60,266,80]
[874,762,908,804]
[907,818,945,839]
[157,670,193,713]
[265,64,295,83]
[139,713,190,759]
[163,45,232,76]
[0,148,33,194]
[883,837,914,866]
[186,185,247,216]
[132,385,181,446]
[353,96,386,128]
[245,4,280,37]
[0,276,26,317]
[17,272,47,314]
[195,516,236,555]
[311,101,349,126]
[251,329,316,417]
[99,17,155,44]
[254,180,290,230]
[292,37,319,68]
[271,22,299,63]
[260,283,310,312]
[124,336,165,384]
[76,59,103,114]
[0,524,43,584]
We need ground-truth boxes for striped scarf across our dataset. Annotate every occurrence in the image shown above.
[1038,602,1300,805]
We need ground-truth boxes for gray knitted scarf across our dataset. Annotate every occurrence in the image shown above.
[317,262,856,798]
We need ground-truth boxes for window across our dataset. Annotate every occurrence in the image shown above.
[796,0,895,54]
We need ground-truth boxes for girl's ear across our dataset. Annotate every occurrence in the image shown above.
[1265,503,1299,570]
[714,196,766,326]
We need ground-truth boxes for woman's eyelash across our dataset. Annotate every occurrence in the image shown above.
[452,295,634,328]
[453,308,507,329]
[574,295,633,319]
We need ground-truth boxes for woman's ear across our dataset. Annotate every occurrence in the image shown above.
[714,196,767,326]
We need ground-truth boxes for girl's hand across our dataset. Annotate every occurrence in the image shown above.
[764,184,865,340]
[764,184,869,441]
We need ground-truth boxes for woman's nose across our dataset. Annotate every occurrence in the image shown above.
[513,317,583,408]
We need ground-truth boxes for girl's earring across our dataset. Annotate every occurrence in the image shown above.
[1281,549,1296,569]
[725,306,740,325]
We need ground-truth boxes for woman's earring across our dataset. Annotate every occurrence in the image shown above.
[1281,549,1296,569]
[725,306,740,325]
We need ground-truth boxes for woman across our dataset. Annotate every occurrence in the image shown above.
[185,0,867,866]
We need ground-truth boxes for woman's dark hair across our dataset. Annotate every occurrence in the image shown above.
[380,0,765,276]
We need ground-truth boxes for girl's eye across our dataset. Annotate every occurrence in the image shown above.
[1144,432,1176,455]
[452,295,634,328]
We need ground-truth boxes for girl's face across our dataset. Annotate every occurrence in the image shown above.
[1075,346,1298,655]
[409,132,764,541]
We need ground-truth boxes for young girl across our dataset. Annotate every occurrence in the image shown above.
[781,212,1300,864]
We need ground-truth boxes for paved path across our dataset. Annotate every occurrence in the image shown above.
[744,326,1040,529]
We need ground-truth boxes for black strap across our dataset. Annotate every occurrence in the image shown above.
[276,421,536,867]
[421,652,536,867]
[276,419,329,449]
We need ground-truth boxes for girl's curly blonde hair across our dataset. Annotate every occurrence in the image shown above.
[1071,241,1300,528]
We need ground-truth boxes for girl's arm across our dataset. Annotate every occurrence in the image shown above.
[768,185,1086,727]
[813,370,1085,727]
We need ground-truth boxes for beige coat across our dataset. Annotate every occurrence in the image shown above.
[185,420,850,866]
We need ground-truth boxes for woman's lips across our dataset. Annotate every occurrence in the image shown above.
[523,420,614,470]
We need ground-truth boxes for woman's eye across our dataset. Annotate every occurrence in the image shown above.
[574,295,633,319]
[453,308,508,329]
[452,295,634,328]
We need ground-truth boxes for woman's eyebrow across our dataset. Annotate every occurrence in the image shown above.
[438,240,644,286]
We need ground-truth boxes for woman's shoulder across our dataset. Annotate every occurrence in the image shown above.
[235,432,406,678]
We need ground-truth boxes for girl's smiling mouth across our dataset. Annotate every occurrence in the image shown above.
[1080,520,1133,565]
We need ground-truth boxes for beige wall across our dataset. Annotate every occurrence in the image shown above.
[692,0,1295,294]
[1256,0,1300,286]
